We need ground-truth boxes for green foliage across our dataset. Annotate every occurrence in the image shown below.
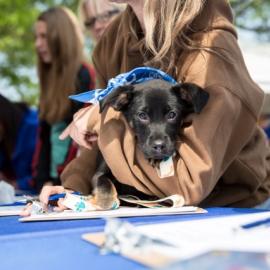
[230,0,270,38]
[0,0,269,105]
[0,1,38,104]
[0,0,78,105]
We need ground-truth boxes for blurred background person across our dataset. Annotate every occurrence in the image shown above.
[0,94,38,192]
[32,6,95,192]
[78,0,126,50]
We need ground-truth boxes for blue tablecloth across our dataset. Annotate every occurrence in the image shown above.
[0,207,266,270]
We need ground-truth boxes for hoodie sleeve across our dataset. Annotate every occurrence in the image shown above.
[171,84,257,204]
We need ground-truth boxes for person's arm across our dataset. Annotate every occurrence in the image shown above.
[26,145,98,211]
[25,145,97,213]
[60,144,98,194]
[45,64,96,197]
[174,85,255,204]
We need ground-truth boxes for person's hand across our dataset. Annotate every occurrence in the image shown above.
[39,185,74,212]
[20,202,34,217]
[20,185,74,217]
[59,105,99,149]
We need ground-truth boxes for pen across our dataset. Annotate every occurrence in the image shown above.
[240,217,270,230]
[48,191,81,202]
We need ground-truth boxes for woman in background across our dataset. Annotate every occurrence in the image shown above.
[0,95,38,192]
[32,6,95,191]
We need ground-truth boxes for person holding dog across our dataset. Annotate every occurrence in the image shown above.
[32,7,95,192]
[36,0,270,210]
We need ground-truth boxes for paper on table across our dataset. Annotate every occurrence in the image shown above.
[19,205,206,222]
[0,205,25,216]
[136,211,270,260]
[82,211,270,268]
[61,193,184,211]
[119,194,185,208]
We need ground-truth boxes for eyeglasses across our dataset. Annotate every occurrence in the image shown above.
[84,9,120,29]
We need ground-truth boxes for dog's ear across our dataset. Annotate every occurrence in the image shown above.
[99,85,134,113]
[172,83,209,113]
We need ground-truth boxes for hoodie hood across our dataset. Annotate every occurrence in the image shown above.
[191,0,236,37]
[180,0,264,119]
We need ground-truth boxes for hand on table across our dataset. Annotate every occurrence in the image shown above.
[20,185,73,216]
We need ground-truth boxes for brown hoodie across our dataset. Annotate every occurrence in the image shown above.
[61,0,270,207]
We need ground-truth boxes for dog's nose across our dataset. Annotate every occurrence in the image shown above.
[152,139,166,153]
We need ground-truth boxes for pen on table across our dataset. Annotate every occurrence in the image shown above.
[48,191,81,202]
[238,217,270,230]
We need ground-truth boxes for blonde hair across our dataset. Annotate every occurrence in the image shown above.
[78,0,126,35]
[37,6,85,124]
[143,0,206,76]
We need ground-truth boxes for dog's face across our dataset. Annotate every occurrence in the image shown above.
[100,79,209,161]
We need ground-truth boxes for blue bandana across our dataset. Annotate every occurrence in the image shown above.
[69,67,177,103]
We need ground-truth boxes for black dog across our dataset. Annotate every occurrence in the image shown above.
[91,79,209,209]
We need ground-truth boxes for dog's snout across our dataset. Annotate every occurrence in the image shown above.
[152,139,166,153]
[144,133,175,160]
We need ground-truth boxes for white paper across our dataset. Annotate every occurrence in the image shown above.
[0,205,25,216]
[119,194,185,208]
[136,211,270,260]
[19,206,205,222]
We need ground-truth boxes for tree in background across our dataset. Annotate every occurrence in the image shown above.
[230,0,270,40]
[0,0,269,105]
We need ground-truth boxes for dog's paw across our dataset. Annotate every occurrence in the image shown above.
[91,175,119,210]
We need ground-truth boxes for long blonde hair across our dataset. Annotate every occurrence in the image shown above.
[37,7,84,124]
[143,0,206,76]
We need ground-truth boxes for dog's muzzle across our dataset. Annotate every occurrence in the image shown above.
[143,137,175,160]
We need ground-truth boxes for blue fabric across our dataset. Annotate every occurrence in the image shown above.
[12,108,38,190]
[69,67,177,103]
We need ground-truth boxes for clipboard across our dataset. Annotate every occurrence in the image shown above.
[81,211,270,268]
[82,232,175,268]
[19,206,207,222]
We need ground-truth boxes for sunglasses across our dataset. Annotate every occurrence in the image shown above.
[84,9,120,28]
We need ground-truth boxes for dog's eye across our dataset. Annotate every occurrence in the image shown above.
[167,111,177,120]
[137,112,148,121]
